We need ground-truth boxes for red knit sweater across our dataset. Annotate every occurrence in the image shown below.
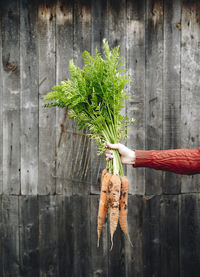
[133,148,200,175]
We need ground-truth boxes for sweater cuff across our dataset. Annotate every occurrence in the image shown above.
[133,150,154,167]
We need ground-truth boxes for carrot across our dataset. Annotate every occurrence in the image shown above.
[119,176,133,246]
[97,169,111,247]
[109,175,121,250]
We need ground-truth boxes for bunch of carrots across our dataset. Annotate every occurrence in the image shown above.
[43,39,134,250]
[97,169,132,250]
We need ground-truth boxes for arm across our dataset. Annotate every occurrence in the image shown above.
[106,142,200,175]
[133,148,200,175]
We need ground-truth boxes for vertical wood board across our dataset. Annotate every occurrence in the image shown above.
[2,195,20,276]
[20,0,39,195]
[162,0,181,194]
[19,196,39,277]
[181,0,200,192]
[126,0,146,195]
[55,0,74,196]
[38,3,56,195]
[2,0,21,194]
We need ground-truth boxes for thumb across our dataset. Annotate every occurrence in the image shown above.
[106,141,120,150]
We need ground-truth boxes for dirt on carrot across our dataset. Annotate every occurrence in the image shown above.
[109,175,121,250]
[119,176,133,246]
[97,169,111,247]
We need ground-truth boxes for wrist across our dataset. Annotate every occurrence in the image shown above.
[129,150,136,165]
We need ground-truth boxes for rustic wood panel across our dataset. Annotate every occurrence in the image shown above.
[56,196,74,277]
[145,0,164,195]
[162,0,181,194]
[181,0,200,193]
[39,196,57,276]
[160,195,179,277]
[2,195,20,276]
[38,2,56,195]
[126,0,146,195]
[2,0,21,194]
[90,195,109,277]
[55,0,74,196]
[143,195,161,277]
[19,196,39,277]
[0,12,3,194]
[20,0,38,195]
[125,195,143,277]
[72,195,90,276]
[179,194,200,277]
[72,0,92,195]
[0,196,3,276]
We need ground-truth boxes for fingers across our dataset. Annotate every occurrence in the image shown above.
[105,150,114,161]
[106,141,120,150]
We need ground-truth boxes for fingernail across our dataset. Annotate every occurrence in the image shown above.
[105,145,108,148]
[109,150,112,154]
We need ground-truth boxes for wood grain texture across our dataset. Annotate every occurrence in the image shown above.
[0,196,2,276]
[143,195,161,277]
[126,0,146,195]
[56,196,74,277]
[160,195,179,277]
[145,0,164,195]
[90,195,109,277]
[72,195,90,276]
[181,0,200,193]
[179,193,200,277]
[72,0,92,195]
[2,195,20,276]
[39,196,58,276]
[20,0,39,195]
[0,12,3,194]
[55,0,74,196]
[90,0,107,194]
[125,195,143,277]
[38,2,56,195]
[162,0,181,194]
[19,196,39,277]
[2,0,21,194]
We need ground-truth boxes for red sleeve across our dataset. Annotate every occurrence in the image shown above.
[133,148,200,175]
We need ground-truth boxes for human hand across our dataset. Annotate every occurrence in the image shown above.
[105,142,136,165]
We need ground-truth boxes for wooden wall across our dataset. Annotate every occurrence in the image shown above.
[0,0,200,276]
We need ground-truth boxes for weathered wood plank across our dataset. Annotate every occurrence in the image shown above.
[160,195,179,277]
[38,2,56,195]
[20,0,38,195]
[90,0,107,194]
[0,11,3,194]
[56,196,74,277]
[90,195,109,277]
[179,193,200,277]
[73,195,90,276]
[2,0,20,194]
[162,0,181,194]
[55,0,74,196]
[126,0,146,195]
[125,195,143,277]
[2,195,20,276]
[145,0,164,195]
[0,196,3,276]
[72,0,92,195]
[181,1,200,192]
[143,195,161,277]
[39,196,57,276]
[19,196,39,277]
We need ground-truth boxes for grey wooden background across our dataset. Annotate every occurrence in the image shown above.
[0,0,200,276]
